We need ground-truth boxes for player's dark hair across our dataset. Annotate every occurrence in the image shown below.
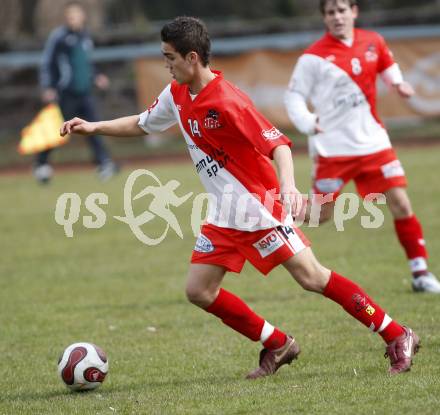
[319,0,357,14]
[65,1,85,10]
[161,17,211,67]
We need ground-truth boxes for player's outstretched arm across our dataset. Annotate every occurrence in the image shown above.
[60,115,145,137]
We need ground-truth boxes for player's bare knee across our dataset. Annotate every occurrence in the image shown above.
[290,263,321,292]
[185,284,218,308]
[294,261,331,293]
[297,276,320,292]
[301,271,327,293]
[185,286,207,307]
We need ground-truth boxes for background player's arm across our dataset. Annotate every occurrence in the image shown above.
[380,63,415,99]
[393,81,414,98]
[61,115,145,137]
[284,55,323,135]
[284,91,323,134]
[377,35,415,99]
[273,144,303,217]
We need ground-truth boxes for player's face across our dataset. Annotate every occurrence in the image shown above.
[161,42,195,85]
[64,5,86,32]
[323,0,358,40]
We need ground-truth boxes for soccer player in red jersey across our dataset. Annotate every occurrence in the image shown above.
[285,0,440,293]
[61,16,419,377]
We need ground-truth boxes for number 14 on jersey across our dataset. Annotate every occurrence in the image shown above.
[188,119,202,137]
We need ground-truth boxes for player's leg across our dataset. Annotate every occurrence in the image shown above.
[385,186,440,292]
[354,148,439,293]
[189,227,292,369]
[385,186,412,220]
[186,263,285,346]
[185,263,225,308]
[186,264,293,359]
[33,149,54,184]
[282,247,420,374]
[237,225,314,379]
[33,92,78,184]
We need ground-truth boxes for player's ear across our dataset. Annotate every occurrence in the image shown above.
[351,5,359,19]
[186,51,199,65]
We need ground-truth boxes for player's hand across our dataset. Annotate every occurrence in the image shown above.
[60,117,96,136]
[314,117,324,134]
[395,81,414,98]
[42,88,57,103]
[281,187,304,219]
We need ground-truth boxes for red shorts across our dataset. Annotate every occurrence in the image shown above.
[191,223,311,275]
[312,148,407,199]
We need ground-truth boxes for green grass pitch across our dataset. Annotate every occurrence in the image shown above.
[1,146,439,414]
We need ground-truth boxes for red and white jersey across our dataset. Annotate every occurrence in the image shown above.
[285,29,403,157]
[138,71,292,231]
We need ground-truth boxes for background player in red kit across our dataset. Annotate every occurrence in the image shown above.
[284,0,440,293]
[61,16,419,377]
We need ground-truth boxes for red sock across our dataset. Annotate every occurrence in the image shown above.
[394,215,428,260]
[263,328,287,350]
[205,288,266,342]
[323,271,404,343]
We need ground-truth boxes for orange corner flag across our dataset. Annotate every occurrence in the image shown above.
[18,104,69,155]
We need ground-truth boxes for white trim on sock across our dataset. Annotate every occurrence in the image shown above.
[409,257,427,273]
[260,321,275,343]
[378,314,392,333]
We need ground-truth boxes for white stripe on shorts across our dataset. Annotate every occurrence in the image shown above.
[276,227,307,254]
